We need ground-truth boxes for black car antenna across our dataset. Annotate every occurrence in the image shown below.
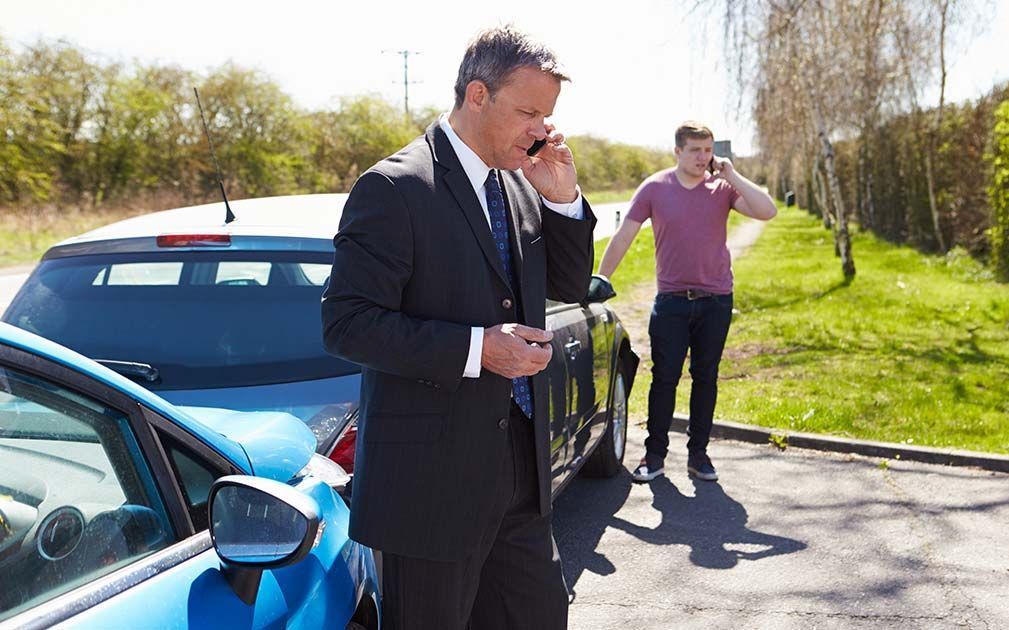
[193,87,236,224]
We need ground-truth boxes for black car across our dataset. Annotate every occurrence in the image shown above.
[3,193,638,498]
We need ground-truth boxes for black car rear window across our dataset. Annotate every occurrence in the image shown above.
[3,250,360,390]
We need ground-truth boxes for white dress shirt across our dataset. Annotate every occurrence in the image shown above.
[437,114,585,378]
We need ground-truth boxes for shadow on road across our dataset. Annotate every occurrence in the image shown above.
[553,473,634,592]
[554,472,807,596]
[612,477,807,570]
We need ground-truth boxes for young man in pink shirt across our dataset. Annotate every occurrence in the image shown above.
[597,121,777,482]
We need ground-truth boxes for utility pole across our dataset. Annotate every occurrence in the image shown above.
[383,49,421,119]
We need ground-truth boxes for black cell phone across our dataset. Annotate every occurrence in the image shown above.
[527,138,548,157]
[707,157,717,174]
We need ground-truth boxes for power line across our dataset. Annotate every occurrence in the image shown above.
[382,49,421,118]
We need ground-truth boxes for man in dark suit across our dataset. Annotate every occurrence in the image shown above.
[322,26,595,630]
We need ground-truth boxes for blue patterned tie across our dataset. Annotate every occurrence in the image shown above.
[485,170,534,419]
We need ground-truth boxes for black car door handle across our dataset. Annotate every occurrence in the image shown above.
[564,340,581,359]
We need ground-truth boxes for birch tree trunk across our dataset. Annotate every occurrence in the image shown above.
[812,159,834,232]
[924,151,946,250]
[925,0,951,252]
[812,100,856,277]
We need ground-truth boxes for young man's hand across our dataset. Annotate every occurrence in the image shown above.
[712,156,737,181]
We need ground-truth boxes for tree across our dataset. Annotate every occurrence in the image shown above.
[17,40,104,202]
[715,0,991,277]
[988,99,1009,281]
[197,64,312,198]
[0,37,56,206]
[306,95,420,192]
[743,0,859,277]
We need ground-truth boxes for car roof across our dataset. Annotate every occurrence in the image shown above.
[48,193,348,255]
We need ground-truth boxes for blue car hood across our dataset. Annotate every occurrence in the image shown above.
[180,406,316,482]
[156,374,360,451]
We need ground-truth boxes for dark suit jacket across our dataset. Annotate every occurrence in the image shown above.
[322,122,596,561]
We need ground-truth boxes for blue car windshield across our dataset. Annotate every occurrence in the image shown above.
[4,251,360,390]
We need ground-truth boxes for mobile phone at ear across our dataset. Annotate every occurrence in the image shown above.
[708,157,717,174]
[527,138,548,157]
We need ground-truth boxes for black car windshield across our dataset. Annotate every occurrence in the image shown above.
[4,250,360,390]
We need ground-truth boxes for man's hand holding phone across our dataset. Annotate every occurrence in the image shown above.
[521,123,578,204]
[482,324,554,379]
[708,156,736,181]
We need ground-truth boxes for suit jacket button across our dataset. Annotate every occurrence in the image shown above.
[498,417,509,430]
[501,298,513,309]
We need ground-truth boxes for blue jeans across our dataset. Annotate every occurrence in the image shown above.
[645,292,733,459]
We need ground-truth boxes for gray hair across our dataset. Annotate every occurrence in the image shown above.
[453,26,569,109]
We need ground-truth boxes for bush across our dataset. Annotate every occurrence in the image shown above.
[0,36,673,215]
[988,99,1009,281]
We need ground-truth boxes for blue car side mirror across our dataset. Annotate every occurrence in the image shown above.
[209,476,322,604]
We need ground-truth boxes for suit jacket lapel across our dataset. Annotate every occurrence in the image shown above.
[427,124,511,288]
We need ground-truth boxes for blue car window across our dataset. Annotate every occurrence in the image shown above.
[161,435,220,532]
[0,366,174,622]
[4,252,359,391]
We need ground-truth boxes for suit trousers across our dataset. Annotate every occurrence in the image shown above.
[380,402,569,630]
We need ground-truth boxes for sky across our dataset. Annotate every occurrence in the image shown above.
[2,0,1008,156]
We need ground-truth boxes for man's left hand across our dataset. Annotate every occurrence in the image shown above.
[520,124,578,203]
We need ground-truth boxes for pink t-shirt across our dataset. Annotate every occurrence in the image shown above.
[626,168,740,294]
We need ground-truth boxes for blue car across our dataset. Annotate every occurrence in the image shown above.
[0,322,379,628]
[4,195,364,476]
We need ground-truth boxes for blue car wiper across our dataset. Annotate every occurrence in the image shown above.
[96,360,160,383]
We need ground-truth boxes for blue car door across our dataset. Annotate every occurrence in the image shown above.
[0,342,361,629]
[61,480,361,629]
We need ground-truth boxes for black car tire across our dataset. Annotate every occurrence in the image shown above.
[581,364,628,478]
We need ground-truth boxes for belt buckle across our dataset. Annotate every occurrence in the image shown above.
[686,289,700,301]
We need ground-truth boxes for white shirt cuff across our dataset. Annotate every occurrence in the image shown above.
[541,187,584,220]
[463,326,483,378]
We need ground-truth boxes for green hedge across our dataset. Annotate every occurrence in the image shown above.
[989,100,1009,281]
[0,36,675,213]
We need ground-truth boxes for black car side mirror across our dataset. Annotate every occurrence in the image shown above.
[584,274,617,304]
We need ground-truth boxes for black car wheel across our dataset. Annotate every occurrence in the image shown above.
[581,364,628,478]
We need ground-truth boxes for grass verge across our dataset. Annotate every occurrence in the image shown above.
[0,207,144,267]
[1,188,639,269]
[599,205,1009,454]
[585,188,637,204]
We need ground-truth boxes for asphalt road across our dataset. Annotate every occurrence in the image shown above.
[553,424,1009,629]
[591,201,629,241]
[0,269,29,312]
